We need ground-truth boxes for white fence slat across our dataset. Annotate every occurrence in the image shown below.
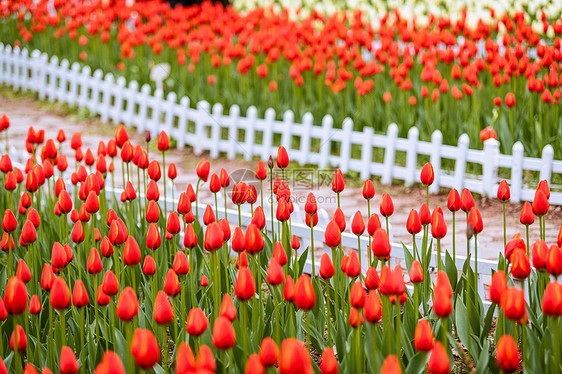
[429,130,443,194]
[281,110,294,152]
[227,105,240,159]
[210,103,223,159]
[540,145,554,184]
[382,123,398,184]
[405,126,419,186]
[454,134,469,192]
[361,127,374,180]
[177,96,191,149]
[299,113,313,165]
[482,138,500,197]
[511,142,524,203]
[244,106,257,161]
[262,108,275,161]
[340,118,353,173]
[318,115,333,170]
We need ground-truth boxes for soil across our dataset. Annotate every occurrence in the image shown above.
[1,93,561,262]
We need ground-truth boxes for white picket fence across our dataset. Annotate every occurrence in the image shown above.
[1,43,561,204]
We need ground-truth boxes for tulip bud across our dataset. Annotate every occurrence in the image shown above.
[4,276,28,315]
[500,287,525,321]
[235,267,256,301]
[164,269,180,297]
[427,341,450,374]
[212,316,236,350]
[495,334,521,373]
[131,329,160,369]
[276,147,289,168]
[420,163,434,186]
[50,277,70,310]
[153,291,174,325]
[414,319,434,352]
[186,308,208,336]
[497,180,510,201]
[219,293,237,321]
[445,189,460,212]
[279,338,312,374]
[116,287,139,321]
[380,193,394,217]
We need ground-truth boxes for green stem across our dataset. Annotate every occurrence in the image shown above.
[367,199,372,265]
[240,301,249,357]
[310,215,315,277]
[437,238,442,272]
[395,303,402,356]
[452,211,456,260]
[502,201,507,250]
[13,315,21,373]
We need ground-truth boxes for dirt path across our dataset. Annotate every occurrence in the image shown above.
[1,93,561,261]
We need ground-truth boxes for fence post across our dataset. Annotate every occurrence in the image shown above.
[244,106,257,161]
[122,80,138,128]
[89,69,103,114]
[152,88,163,133]
[137,84,151,132]
[227,105,240,160]
[164,91,176,135]
[58,59,69,102]
[68,62,81,106]
[540,144,554,184]
[361,127,374,180]
[77,65,91,109]
[511,142,524,203]
[210,103,223,159]
[300,113,313,165]
[194,101,211,156]
[47,56,59,102]
[429,130,443,194]
[281,110,294,151]
[454,134,469,192]
[382,123,398,184]
[319,115,333,170]
[340,118,353,173]
[262,108,275,161]
[112,77,126,125]
[100,73,113,122]
[177,96,190,149]
[405,127,419,186]
[482,138,500,197]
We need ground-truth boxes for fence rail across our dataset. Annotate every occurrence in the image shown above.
[1,44,561,204]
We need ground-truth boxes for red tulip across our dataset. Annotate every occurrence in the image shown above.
[414,319,434,352]
[532,190,549,216]
[276,147,289,168]
[87,247,102,274]
[116,287,139,321]
[319,347,338,374]
[468,207,483,234]
[420,163,434,185]
[489,270,507,304]
[510,250,531,279]
[20,220,37,244]
[460,188,474,212]
[380,355,401,374]
[350,281,366,308]
[547,245,562,277]
[60,346,79,374]
[409,260,424,283]
[497,180,510,201]
[283,275,295,302]
[186,308,208,336]
[102,270,119,296]
[495,335,520,373]
[431,211,447,239]
[10,324,27,352]
[267,259,285,286]
[362,180,375,200]
[196,158,210,182]
[331,169,345,193]
[246,354,266,374]
[16,259,31,283]
[153,291,174,325]
[143,255,156,276]
[50,277,70,310]
[380,193,394,217]
[235,266,256,301]
[542,281,562,316]
[520,201,534,225]
[371,228,391,259]
[146,223,161,250]
[164,269,181,297]
[244,223,264,255]
[94,351,125,374]
[72,280,89,308]
[123,236,141,267]
[349,307,364,328]
[279,338,312,374]
[131,329,160,369]
[212,316,236,350]
[319,253,335,279]
[4,276,28,315]
[351,211,365,236]
[427,341,450,374]
[157,131,170,151]
[259,337,279,367]
[255,161,267,180]
[219,293,237,322]
[304,193,317,215]
[501,287,525,321]
[406,209,422,234]
[28,295,41,315]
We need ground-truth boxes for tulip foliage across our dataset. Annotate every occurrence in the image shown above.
[0,119,561,374]
[2,2,562,160]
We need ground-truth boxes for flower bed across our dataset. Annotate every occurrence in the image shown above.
[1,1,562,160]
[0,117,561,372]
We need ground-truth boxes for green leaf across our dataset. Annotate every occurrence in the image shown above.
[405,352,429,374]
[475,339,489,374]
[402,242,414,271]
[454,298,474,358]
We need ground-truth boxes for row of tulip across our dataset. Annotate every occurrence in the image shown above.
[1,1,562,158]
[0,116,561,373]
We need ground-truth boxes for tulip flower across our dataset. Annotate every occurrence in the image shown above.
[276,146,289,169]
[500,287,525,321]
[116,287,139,322]
[279,338,312,374]
[94,351,125,374]
[131,329,160,370]
[212,316,236,350]
[10,324,27,352]
[414,319,434,352]
[60,346,79,374]
[495,335,521,373]
[186,308,208,337]
[380,355,401,374]
[219,293,237,322]
[246,354,266,374]
[427,341,450,374]
[258,337,279,367]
